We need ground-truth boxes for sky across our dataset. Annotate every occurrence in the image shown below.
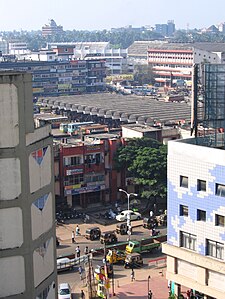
[1,0,225,32]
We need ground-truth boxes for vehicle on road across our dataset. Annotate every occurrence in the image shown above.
[57,255,89,272]
[143,217,157,229]
[58,282,72,299]
[100,231,118,244]
[116,210,141,222]
[125,234,167,254]
[116,222,129,235]
[124,253,143,268]
[85,227,101,241]
[106,249,126,264]
[156,213,167,226]
[94,263,113,279]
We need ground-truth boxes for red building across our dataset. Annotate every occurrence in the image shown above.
[54,136,123,208]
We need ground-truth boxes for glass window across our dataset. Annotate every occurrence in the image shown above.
[180,176,188,188]
[197,179,206,191]
[197,209,206,221]
[207,239,224,260]
[215,214,225,227]
[216,183,225,197]
[64,174,84,186]
[180,231,196,251]
[180,205,188,216]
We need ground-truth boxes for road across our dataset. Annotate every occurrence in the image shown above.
[56,219,167,298]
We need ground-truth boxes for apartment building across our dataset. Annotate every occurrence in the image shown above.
[0,59,106,96]
[0,71,57,298]
[42,19,63,37]
[54,135,122,208]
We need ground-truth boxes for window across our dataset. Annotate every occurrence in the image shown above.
[64,156,82,166]
[197,179,206,191]
[215,214,225,227]
[207,239,224,260]
[180,176,188,188]
[180,205,188,216]
[197,209,206,221]
[85,153,101,165]
[180,231,197,251]
[64,174,84,186]
[216,183,225,197]
[71,156,81,166]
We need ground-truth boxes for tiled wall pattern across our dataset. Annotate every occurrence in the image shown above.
[168,139,225,258]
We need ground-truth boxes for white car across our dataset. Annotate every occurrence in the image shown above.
[116,210,142,222]
[58,283,71,299]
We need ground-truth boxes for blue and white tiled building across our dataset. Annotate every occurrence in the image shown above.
[163,136,225,299]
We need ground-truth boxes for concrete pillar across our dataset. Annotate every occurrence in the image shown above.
[67,194,72,207]
[174,283,181,297]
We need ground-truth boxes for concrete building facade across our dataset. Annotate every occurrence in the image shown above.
[54,135,123,208]
[0,71,57,298]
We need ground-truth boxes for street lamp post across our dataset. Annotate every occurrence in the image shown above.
[119,188,138,240]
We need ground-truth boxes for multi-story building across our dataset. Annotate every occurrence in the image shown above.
[0,71,57,298]
[155,20,175,37]
[0,59,106,96]
[163,64,225,299]
[54,134,122,207]
[147,43,221,84]
[48,42,133,75]
[86,58,106,92]
[42,19,64,37]
[8,42,29,55]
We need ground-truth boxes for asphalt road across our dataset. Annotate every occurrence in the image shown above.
[57,219,167,298]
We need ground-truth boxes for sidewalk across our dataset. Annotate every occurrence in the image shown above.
[110,267,169,299]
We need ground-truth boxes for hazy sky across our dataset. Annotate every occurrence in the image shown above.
[1,0,224,31]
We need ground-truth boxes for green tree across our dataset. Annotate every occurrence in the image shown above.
[115,137,167,199]
[134,64,155,85]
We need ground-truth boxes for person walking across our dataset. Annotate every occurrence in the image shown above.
[71,230,75,243]
[131,269,135,282]
[76,245,81,258]
[84,246,89,255]
[80,289,85,299]
[76,224,80,236]
[78,265,83,280]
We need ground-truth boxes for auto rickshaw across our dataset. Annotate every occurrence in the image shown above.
[106,249,126,264]
[116,222,129,235]
[124,253,143,268]
[94,263,113,279]
[85,227,101,241]
[100,231,118,244]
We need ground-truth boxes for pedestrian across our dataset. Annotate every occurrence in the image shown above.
[76,224,80,236]
[71,230,75,243]
[80,289,85,299]
[78,265,83,280]
[131,269,135,282]
[186,289,191,299]
[76,245,81,258]
[148,290,153,299]
[84,246,89,255]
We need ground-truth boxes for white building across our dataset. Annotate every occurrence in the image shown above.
[8,42,29,55]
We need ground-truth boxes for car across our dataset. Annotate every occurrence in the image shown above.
[116,210,142,222]
[58,283,71,299]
